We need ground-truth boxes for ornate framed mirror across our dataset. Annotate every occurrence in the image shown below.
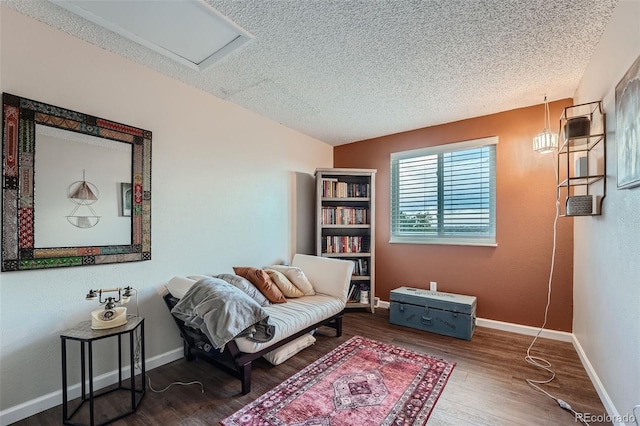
[2,93,151,271]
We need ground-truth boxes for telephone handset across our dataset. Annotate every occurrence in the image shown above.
[86,287,135,330]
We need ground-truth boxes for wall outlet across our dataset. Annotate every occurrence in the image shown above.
[430,281,437,292]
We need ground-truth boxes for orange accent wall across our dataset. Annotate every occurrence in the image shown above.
[334,100,574,331]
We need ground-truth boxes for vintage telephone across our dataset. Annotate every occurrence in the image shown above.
[86,287,135,330]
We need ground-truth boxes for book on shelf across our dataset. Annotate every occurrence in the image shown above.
[347,282,370,303]
[347,284,357,302]
[350,258,369,276]
[321,180,370,198]
[323,235,370,254]
[321,206,369,225]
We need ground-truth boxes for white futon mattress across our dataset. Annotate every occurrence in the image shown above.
[235,294,344,353]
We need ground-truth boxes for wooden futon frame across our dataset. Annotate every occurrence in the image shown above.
[163,292,344,394]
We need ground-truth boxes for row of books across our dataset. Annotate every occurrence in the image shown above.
[321,179,370,198]
[321,207,369,225]
[350,258,369,276]
[323,236,370,254]
[347,282,370,303]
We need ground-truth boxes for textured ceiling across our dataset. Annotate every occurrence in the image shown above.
[5,0,619,145]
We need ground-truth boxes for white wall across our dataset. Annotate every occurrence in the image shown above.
[0,5,332,421]
[572,1,640,424]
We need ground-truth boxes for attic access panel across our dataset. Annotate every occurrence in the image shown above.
[51,0,253,70]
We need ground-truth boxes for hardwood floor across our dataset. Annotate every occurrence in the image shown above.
[15,309,610,425]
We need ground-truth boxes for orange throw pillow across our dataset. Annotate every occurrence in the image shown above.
[233,267,287,303]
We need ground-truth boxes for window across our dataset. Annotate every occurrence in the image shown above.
[390,137,497,246]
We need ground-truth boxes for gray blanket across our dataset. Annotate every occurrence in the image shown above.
[171,277,275,350]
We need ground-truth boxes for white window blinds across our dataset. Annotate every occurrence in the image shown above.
[390,137,497,246]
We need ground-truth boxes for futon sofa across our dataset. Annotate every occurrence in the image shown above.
[163,254,354,394]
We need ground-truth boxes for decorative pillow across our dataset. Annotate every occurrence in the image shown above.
[233,267,287,303]
[264,265,315,296]
[265,269,304,298]
[214,273,271,307]
[263,333,316,365]
[166,276,197,299]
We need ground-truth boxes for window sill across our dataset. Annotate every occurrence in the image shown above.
[389,238,497,247]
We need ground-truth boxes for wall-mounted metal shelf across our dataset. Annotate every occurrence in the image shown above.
[557,101,606,217]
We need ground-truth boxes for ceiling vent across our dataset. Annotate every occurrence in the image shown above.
[51,0,253,71]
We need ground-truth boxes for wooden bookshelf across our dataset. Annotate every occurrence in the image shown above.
[315,168,376,313]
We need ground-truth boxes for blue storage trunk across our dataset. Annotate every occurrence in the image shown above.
[389,287,477,340]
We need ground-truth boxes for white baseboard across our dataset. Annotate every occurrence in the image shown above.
[475,318,573,342]
[0,347,183,426]
[571,335,625,426]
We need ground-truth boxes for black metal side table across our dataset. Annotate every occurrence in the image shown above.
[60,317,145,426]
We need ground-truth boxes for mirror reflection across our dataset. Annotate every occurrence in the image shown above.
[34,124,132,248]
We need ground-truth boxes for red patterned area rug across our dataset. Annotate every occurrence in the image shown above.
[220,336,455,426]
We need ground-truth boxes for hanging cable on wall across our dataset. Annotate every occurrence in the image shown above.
[526,104,591,425]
